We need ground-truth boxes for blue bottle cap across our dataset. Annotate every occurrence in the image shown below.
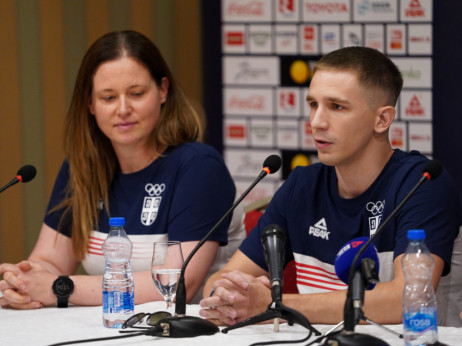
[407,229,425,240]
[109,217,125,226]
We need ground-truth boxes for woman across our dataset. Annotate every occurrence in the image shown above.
[0,30,245,309]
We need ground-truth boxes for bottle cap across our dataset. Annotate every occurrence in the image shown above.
[109,217,125,226]
[407,229,425,240]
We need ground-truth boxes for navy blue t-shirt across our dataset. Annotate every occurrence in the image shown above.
[241,150,461,293]
[44,142,236,245]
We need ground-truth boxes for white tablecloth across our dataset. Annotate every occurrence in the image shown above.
[1,302,460,346]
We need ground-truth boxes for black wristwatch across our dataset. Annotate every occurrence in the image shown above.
[52,276,74,308]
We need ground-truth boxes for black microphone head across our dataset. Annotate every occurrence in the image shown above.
[17,165,37,183]
[261,224,286,242]
[423,160,442,180]
[263,155,282,174]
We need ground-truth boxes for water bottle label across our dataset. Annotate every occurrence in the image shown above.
[102,291,134,314]
[403,310,437,333]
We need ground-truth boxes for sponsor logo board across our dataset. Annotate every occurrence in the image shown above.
[223,56,280,86]
[222,0,271,22]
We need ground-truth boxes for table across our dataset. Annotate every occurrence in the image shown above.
[1,302,460,346]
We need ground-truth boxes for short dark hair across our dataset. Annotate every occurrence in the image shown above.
[313,46,403,106]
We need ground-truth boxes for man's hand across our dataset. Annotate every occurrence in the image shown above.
[199,270,272,326]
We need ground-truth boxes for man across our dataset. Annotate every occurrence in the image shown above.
[199,46,461,326]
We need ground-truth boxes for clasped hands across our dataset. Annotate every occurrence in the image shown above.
[0,260,54,309]
[199,270,272,326]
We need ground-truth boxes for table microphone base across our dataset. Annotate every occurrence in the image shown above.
[157,315,219,338]
[222,301,321,336]
[323,330,389,346]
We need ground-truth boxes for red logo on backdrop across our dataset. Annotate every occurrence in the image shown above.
[390,127,404,147]
[411,134,431,141]
[305,122,312,135]
[279,0,295,13]
[229,95,265,111]
[280,92,296,110]
[405,0,425,17]
[228,125,246,138]
[305,2,348,14]
[410,36,430,43]
[227,1,265,16]
[405,95,424,116]
[227,32,244,45]
[390,30,403,49]
[304,26,314,39]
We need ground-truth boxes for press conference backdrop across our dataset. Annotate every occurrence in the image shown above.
[202,0,462,210]
[1,0,461,264]
[0,0,202,263]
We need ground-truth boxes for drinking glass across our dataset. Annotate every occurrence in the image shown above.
[151,241,184,310]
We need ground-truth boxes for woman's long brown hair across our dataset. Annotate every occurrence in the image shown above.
[55,30,203,260]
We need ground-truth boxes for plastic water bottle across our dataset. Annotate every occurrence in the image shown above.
[102,217,134,328]
[401,229,438,345]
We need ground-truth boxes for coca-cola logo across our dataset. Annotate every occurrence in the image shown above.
[226,1,265,16]
[229,95,265,110]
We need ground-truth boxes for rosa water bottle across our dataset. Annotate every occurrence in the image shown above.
[402,229,438,345]
[102,217,134,328]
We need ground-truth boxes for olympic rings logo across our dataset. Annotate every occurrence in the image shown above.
[145,183,165,196]
[366,200,385,215]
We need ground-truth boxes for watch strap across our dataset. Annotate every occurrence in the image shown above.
[52,276,74,308]
[57,295,69,308]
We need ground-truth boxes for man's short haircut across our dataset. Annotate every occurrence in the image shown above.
[313,46,403,106]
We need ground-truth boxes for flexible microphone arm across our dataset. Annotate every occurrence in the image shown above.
[175,154,282,316]
[343,159,443,332]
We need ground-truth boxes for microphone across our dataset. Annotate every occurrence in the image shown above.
[261,224,286,303]
[170,154,281,337]
[324,159,443,346]
[0,165,37,194]
[335,237,380,333]
[334,237,380,290]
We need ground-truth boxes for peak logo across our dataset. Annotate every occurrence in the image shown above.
[308,218,330,240]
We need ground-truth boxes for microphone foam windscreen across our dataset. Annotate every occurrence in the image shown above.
[263,155,282,174]
[334,237,380,289]
[423,160,443,180]
[17,165,37,183]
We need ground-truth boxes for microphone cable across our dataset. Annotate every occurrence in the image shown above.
[249,329,313,346]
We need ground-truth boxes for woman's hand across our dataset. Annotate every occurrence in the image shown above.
[0,260,54,309]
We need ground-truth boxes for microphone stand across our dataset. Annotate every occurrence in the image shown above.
[165,157,281,337]
[222,282,321,336]
[0,177,20,193]
[323,168,434,346]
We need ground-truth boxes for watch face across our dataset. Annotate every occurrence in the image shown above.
[53,277,74,296]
